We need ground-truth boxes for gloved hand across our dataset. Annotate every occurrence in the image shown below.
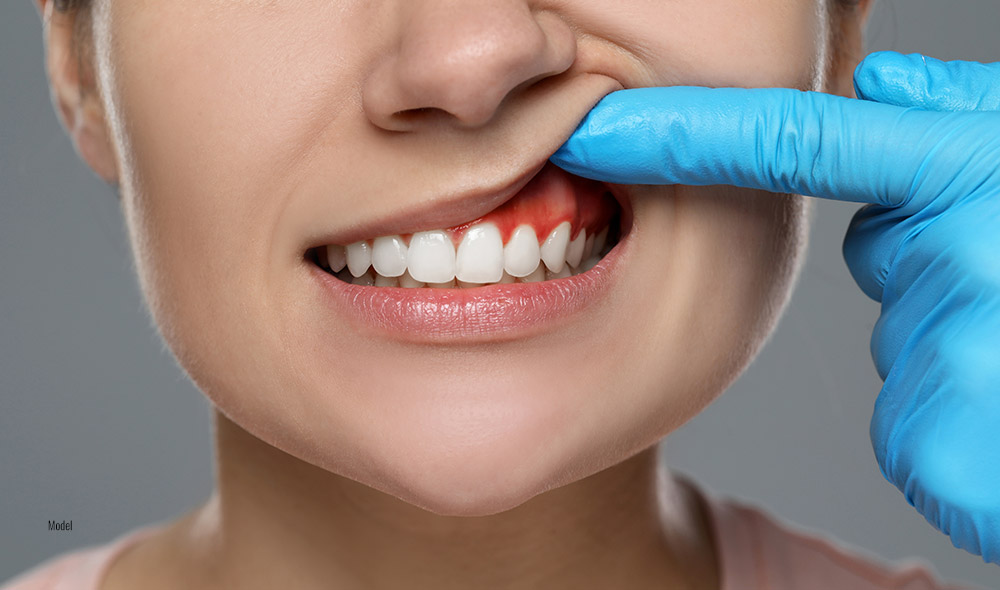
[551,51,1000,564]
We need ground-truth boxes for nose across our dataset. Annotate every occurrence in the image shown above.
[362,1,577,131]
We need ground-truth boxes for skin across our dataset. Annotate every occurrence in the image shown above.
[36,0,872,588]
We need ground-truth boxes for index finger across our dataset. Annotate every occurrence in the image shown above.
[549,86,995,210]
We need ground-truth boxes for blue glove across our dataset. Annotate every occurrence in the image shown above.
[551,51,1000,563]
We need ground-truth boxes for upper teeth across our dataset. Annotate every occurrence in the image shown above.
[326,221,609,285]
[503,225,542,278]
[457,223,505,283]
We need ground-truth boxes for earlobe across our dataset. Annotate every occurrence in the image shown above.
[72,100,119,184]
[40,0,119,185]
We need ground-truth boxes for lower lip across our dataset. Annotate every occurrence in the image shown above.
[310,214,633,344]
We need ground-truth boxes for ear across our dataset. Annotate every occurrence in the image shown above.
[826,0,877,98]
[37,0,119,185]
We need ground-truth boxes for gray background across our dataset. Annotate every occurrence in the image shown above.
[2,0,999,587]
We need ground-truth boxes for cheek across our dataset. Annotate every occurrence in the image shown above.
[103,2,368,402]
[617,186,809,438]
[671,187,809,352]
[597,0,821,415]
[578,0,827,89]
[672,0,826,89]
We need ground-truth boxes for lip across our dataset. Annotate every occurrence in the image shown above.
[310,181,634,344]
[309,159,549,249]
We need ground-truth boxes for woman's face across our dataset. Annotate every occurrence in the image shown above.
[72,0,861,514]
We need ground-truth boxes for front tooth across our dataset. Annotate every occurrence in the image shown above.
[326,244,347,273]
[540,221,571,274]
[346,241,372,277]
[457,280,484,288]
[503,225,541,277]
[566,229,586,268]
[407,230,456,283]
[520,263,546,283]
[372,235,408,277]
[545,266,572,280]
[374,273,399,287]
[499,271,516,284]
[455,222,504,283]
[582,233,596,261]
[398,270,425,288]
[594,226,609,256]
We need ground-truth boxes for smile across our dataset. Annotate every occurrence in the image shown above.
[307,162,634,342]
[310,163,623,287]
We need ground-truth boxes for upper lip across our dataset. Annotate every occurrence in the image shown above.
[315,158,551,247]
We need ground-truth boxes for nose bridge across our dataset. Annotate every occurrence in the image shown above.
[363,0,576,130]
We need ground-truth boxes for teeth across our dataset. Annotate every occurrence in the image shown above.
[346,241,372,277]
[372,235,408,278]
[455,222,504,283]
[407,230,457,284]
[504,225,542,277]
[540,221,571,274]
[326,244,347,273]
[582,233,596,261]
[578,255,601,273]
[398,270,425,288]
[594,226,609,256]
[352,269,376,286]
[324,220,617,287]
[520,263,547,283]
[566,230,586,268]
[374,273,399,287]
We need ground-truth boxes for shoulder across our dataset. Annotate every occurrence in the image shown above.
[693,485,979,590]
[2,549,97,590]
[1,525,164,590]
[2,546,111,590]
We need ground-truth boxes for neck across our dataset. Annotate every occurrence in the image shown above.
[168,410,719,590]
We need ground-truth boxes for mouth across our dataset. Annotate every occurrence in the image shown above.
[306,163,628,288]
[306,162,634,342]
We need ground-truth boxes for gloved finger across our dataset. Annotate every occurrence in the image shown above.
[549,86,995,212]
[854,51,1000,112]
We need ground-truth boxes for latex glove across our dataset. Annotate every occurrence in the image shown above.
[551,51,1000,563]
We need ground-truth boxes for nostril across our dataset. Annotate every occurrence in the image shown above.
[394,107,431,117]
[391,107,449,126]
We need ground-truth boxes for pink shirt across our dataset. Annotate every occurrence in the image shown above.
[2,488,982,590]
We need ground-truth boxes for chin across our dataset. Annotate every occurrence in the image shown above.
[321,380,587,516]
[379,464,551,517]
